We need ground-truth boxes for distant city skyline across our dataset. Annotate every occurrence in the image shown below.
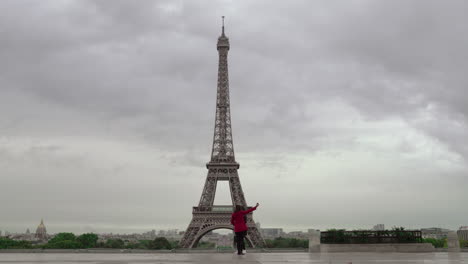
[1,1,467,233]
[1,220,464,235]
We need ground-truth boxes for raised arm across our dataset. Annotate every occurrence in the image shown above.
[241,203,259,215]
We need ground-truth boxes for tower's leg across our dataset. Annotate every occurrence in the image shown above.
[229,176,247,206]
[198,175,217,208]
[246,227,265,247]
[179,214,204,248]
[179,226,199,248]
[245,214,265,247]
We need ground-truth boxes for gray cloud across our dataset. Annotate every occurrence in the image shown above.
[0,0,467,234]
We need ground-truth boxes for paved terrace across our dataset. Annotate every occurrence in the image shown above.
[0,252,467,264]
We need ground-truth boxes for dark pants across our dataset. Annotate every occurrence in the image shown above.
[235,231,246,254]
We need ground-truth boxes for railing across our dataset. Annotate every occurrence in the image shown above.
[192,206,256,213]
[321,230,422,244]
[193,206,234,213]
[212,206,234,212]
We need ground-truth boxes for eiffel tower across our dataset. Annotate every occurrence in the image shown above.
[179,18,264,248]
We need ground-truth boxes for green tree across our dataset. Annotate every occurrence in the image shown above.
[196,241,215,249]
[460,240,468,248]
[76,233,98,248]
[95,241,106,248]
[43,232,80,249]
[422,238,446,248]
[44,240,81,249]
[48,232,76,244]
[148,237,172,250]
[0,238,17,249]
[170,240,181,249]
[125,241,147,249]
[136,240,152,249]
[0,238,33,249]
[264,237,308,248]
[324,229,349,243]
[105,239,125,248]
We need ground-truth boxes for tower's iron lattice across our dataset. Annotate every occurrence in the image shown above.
[179,19,264,248]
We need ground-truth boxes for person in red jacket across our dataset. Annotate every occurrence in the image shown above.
[231,202,259,255]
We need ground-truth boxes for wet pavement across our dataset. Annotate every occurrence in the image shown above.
[0,252,467,264]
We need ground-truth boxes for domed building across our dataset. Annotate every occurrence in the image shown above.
[35,219,47,241]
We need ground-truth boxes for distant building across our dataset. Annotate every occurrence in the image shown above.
[373,224,385,231]
[216,234,233,247]
[457,226,468,241]
[420,227,450,239]
[157,229,178,238]
[35,219,47,241]
[26,228,30,234]
[141,229,156,240]
[260,228,283,238]
[284,231,308,239]
[166,229,178,236]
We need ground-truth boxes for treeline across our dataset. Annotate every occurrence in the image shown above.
[0,233,97,249]
[43,233,97,249]
[1,234,310,249]
[0,238,34,249]
[264,237,308,248]
[0,232,179,250]
[4,233,465,250]
[104,237,179,249]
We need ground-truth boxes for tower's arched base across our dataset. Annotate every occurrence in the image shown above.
[179,208,264,248]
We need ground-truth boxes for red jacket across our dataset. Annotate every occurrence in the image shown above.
[231,206,257,232]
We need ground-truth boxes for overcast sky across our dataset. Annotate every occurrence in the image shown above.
[1,0,467,234]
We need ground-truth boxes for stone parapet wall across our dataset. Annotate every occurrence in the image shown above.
[308,230,320,252]
[320,243,434,252]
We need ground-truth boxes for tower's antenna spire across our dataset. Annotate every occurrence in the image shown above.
[221,16,225,36]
